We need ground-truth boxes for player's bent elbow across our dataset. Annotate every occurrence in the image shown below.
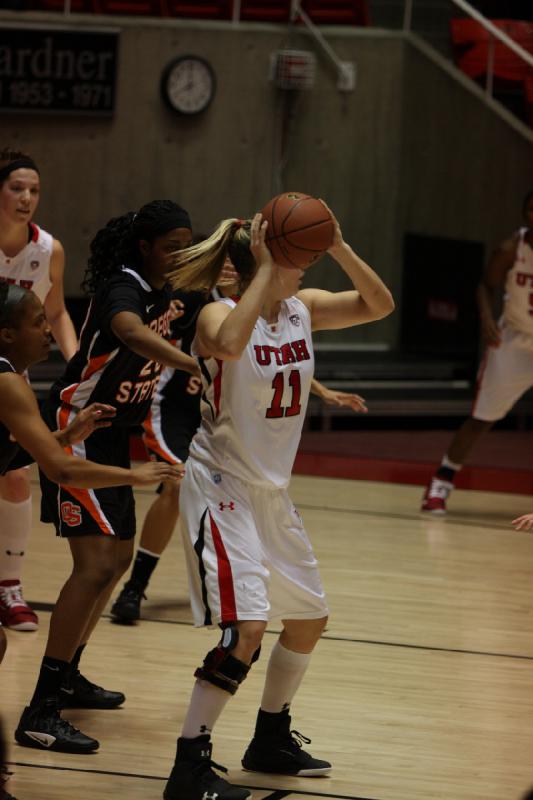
[214,338,246,360]
[372,292,395,319]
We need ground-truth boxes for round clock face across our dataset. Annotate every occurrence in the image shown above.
[161,56,216,115]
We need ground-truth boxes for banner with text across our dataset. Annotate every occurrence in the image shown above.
[0,26,118,114]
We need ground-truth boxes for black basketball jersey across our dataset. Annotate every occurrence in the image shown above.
[50,267,173,428]
[159,289,207,406]
[0,358,34,474]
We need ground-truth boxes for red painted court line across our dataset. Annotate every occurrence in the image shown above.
[293,452,533,494]
[130,436,533,494]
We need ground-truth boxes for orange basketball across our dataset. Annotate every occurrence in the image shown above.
[261,192,334,269]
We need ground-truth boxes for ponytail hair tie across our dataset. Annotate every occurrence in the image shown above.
[234,218,245,229]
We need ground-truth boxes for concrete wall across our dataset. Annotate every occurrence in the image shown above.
[1,11,531,348]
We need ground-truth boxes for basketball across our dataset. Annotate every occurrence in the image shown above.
[261,192,334,269]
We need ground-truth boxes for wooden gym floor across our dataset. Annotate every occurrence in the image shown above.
[1,466,533,800]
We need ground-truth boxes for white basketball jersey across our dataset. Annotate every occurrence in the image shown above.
[189,295,314,489]
[503,228,533,336]
[0,223,53,303]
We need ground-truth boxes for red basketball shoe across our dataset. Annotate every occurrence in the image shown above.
[0,580,38,631]
[421,478,453,514]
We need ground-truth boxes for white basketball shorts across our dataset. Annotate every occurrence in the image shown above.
[473,324,533,422]
[179,458,329,628]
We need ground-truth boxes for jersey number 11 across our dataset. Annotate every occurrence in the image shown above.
[266,370,301,419]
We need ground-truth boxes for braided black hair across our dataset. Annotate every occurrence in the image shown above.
[81,200,191,295]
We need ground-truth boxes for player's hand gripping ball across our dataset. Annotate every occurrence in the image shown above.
[261,192,334,269]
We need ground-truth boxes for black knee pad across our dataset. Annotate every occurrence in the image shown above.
[194,626,254,695]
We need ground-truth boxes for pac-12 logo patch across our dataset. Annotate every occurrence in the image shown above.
[289,314,300,327]
[212,473,222,484]
[61,501,82,527]
[30,260,40,271]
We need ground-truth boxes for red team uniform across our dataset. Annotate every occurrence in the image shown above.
[473,227,533,421]
[0,223,53,303]
[180,295,329,628]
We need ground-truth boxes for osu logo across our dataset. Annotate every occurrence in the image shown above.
[61,501,82,527]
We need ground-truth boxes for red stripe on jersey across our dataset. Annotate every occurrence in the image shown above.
[213,359,223,417]
[29,222,39,243]
[208,512,237,622]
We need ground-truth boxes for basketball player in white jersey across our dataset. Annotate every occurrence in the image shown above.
[422,189,533,513]
[161,207,394,800]
[0,148,77,632]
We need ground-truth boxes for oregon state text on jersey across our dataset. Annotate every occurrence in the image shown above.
[188,296,314,489]
[50,267,173,427]
[0,223,53,303]
[503,228,533,335]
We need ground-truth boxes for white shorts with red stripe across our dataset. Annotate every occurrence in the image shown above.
[473,324,533,422]
[179,458,329,628]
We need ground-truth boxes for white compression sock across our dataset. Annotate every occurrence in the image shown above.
[441,454,462,472]
[260,640,312,713]
[181,679,232,739]
[0,497,32,581]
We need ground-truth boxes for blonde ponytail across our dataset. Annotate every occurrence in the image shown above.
[168,218,239,291]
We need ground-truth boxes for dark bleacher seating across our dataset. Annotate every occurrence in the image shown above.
[164,0,232,18]
[29,0,98,11]
[450,18,533,123]
[97,0,164,14]
[450,18,532,81]
[239,0,291,23]
[302,0,369,26]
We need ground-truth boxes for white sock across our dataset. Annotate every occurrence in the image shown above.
[181,679,231,739]
[0,497,32,582]
[260,641,312,713]
[441,454,462,472]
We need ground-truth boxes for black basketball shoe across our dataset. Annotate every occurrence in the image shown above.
[110,581,145,623]
[15,699,99,753]
[164,735,251,800]
[58,670,125,709]
[242,708,332,776]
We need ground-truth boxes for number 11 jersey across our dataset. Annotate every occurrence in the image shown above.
[189,295,314,489]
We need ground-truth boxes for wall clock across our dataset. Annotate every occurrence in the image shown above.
[161,55,216,115]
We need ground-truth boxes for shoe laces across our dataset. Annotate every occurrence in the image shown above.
[0,583,26,609]
[192,756,229,782]
[123,583,146,601]
[71,671,102,693]
[428,479,451,499]
[37,701,84,736]
[284,729,312,752]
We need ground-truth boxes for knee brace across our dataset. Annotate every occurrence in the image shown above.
[194,626,261,695]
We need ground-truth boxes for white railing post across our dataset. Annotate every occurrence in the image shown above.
[64,0,71,12]
[232,0,241,24]
[486,35,494,97]
[403,0,413,33]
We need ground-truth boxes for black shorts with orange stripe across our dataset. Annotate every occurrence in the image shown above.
[142,378,201,465]
[40,414,136,540]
